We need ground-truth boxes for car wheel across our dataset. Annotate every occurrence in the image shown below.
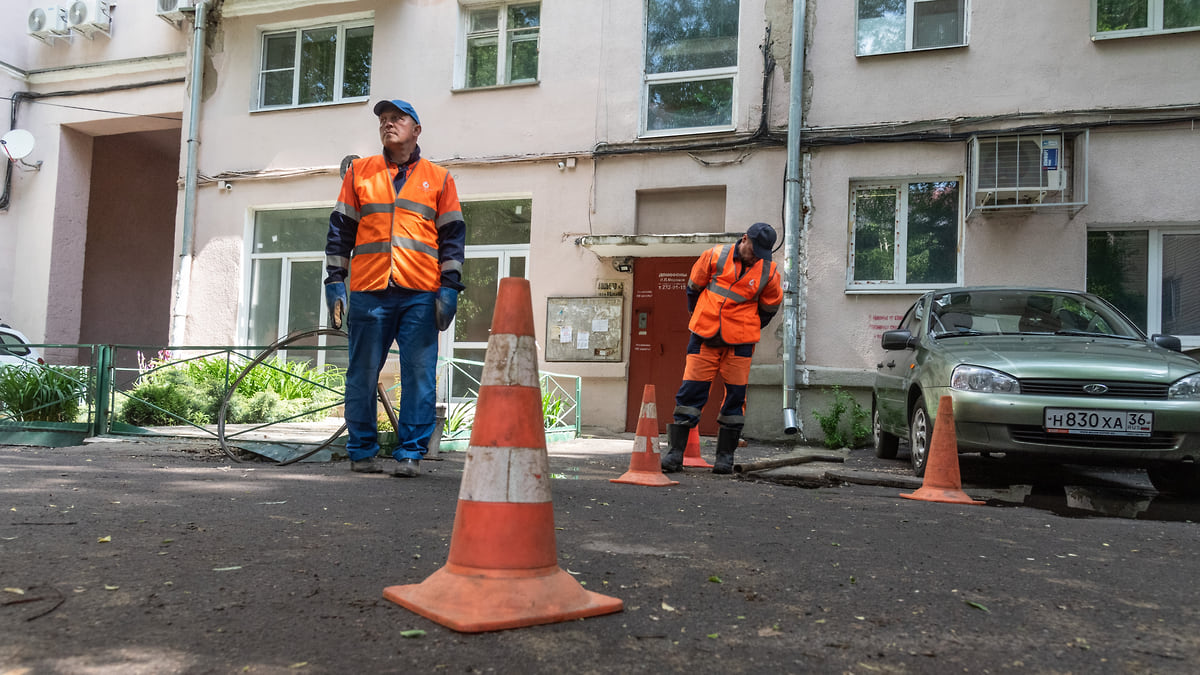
[1146,464,1200,496]
[909,395,930,478]
[873,401,899,459]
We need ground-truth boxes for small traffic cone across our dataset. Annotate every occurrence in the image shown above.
[612,385,679,487]
[900,395,984,505]
[681,426,712,468]
[383,278,623,632]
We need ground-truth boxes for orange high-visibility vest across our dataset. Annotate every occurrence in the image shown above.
[687,244,782,345]
[336,155,461,292]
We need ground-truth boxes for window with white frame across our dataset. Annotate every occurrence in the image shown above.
[848,179,963,290]
[258,20,373,109]
[441,199,532,402]
[1093,0,1200,38]
[459,3,541,89]
[856,0,968,56]
[245,207,347,369]
[643,0,739,136]
[1087,227,1200,345]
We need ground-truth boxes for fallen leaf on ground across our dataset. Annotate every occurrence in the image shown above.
[400,629,426,638]
[661,601,676,612]
[4,587,25,595]
[97,535,111,543]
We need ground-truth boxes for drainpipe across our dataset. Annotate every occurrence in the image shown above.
[781,0,807,435]
[170,1,208,346]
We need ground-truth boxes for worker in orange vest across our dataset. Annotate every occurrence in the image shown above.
[324,99,466,478]
[662,222,782,474]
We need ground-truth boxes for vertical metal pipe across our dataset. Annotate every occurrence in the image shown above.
[781,0,807,435]
[170,1,208,346]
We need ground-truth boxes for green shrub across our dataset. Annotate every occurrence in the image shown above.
[0,364,87,423]
[812,385,870,449]
[116,353,344,428]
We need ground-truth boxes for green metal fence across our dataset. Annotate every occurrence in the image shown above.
[0,340,581,455]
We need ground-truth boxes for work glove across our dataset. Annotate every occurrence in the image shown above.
[435,287,458,332]
[325,282,347,330]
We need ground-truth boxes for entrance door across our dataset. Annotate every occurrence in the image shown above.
[626,258,721,436]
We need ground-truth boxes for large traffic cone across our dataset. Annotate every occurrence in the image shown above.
[900,396,984,505]
[681,426,712,468]
[383,278,623,632]
[611,384,679,486]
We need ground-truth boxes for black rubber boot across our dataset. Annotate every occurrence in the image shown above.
[713,427,740,474]
[662,423,689,473]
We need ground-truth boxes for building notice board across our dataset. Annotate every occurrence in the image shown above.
[545,296,623,362]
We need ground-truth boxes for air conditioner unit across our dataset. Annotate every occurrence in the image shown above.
[66,0,111,38]
[27,6,71,44]
[156,0,194,24]
[972,134,1065,207]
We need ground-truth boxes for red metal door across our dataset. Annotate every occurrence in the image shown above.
[626,258,721,435]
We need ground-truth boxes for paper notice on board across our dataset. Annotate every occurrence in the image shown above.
[559,326,572,343]
[576,331,590,350]
[591,318,609,333]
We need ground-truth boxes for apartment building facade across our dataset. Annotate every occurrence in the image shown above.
[2,0,1198,442]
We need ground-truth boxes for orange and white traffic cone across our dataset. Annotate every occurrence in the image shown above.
[383,278,623,632]
[612,384,679,487]
[900,395,984,505]
[681,426,712,468]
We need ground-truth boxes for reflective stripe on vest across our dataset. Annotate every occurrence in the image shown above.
[705,245,771,304]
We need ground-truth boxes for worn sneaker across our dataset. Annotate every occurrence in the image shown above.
[350,457,383,473]
[392,458,420,478]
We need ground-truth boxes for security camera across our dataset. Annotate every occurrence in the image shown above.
[556,161,566,170]
[220,181,233,191]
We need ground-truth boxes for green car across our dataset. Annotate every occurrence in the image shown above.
[873,287,1200,494]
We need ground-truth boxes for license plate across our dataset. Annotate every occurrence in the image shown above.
[1044,408,1152,437]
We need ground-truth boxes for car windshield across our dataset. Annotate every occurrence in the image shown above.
[0,331,33,357]
[927,289,1144,340]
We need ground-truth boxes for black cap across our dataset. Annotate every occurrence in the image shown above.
[746,222,777,261]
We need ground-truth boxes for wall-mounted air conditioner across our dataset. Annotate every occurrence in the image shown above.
[66,0,111,38]
[28,6,71,44]
[156,0,194,25]
[971,134,1065,208]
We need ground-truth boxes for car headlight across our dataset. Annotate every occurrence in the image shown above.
[1169,373,1200,400]
[951,365,1020,394]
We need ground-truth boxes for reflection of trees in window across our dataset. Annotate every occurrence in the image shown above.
[260,23,373,108]
[1165,0,1200,28]
[466,3,540,88]
[645,0,739,74]
[1097,0,1148,31]
[906,182,958,284]
[1086,230,1148,332]
[853,189,897,282]
[463,200,532,245]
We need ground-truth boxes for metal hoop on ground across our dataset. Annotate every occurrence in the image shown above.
[217,328,350,464]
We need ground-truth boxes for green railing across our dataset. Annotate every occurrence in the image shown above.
[0,340,582,455]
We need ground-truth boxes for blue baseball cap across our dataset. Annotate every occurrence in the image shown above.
[372,99,420,125]
[746,222,777,261]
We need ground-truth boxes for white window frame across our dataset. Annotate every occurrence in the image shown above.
[846,177,965,293]
[1087,224,1200,349]
[855,0,969,57]
[1091,0,1200,39]
[641,0,739,138]
[240,204,341,368]
[254,14,373,111]
[454,1,542,90]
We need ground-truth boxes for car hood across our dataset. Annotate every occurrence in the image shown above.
[936,336,1200,383]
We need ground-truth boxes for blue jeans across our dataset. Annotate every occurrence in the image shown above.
[344,287,438,462]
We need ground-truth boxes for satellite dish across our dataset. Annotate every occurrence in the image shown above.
[340,154,360,179]
[1,129,35,161]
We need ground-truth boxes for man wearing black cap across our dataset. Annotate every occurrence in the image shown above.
[661,222,782,475]
[324,98,466,477]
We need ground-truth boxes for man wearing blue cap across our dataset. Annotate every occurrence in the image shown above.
[324,99,466,477]
[661,222,782,475]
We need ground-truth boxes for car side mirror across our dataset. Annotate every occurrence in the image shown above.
[881,329,916,350]
[1151,334,1182,352]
